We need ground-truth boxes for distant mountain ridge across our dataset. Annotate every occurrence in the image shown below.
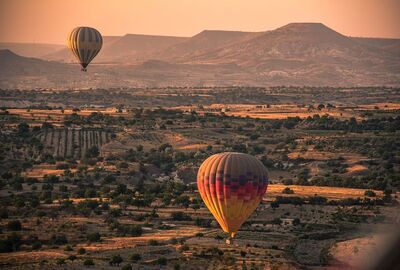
[1,22,399,87]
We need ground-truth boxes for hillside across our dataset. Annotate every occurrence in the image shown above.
[351,37,400,56]
[44,34,187,63]
[156,30,261,61]
[0,42,64,58]
[0,49,72,75]
[186,23,396,67]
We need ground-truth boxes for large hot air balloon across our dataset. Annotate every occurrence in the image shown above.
[197,152,268,239]
[67,27,102,71]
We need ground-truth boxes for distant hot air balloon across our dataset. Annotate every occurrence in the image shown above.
[197,152,269,239]
[67,27,102,71]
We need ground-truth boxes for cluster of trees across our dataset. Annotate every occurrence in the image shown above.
[271,194,392,208]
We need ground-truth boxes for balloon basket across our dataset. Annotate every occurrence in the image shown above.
[225,237,233,245]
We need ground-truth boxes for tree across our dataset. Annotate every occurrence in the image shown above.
[293,218,301,226]
[0,233,21,252]
[175,195,190,209]
[17,122,30,135]
[191,204,200,212]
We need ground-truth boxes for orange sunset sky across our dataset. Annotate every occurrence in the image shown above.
[0,0,399,44]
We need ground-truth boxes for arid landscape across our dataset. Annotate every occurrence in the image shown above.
[0,85,399,269]
[1,1,400,269]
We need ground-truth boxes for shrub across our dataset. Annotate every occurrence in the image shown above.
[282,187,294,194]
[87,232,101,242]
[170,211,192,221]
[121,264,132,270]
[179,244,189,252]
[49,234,68,245]
[68,255,77,261]
[109,254,123,265]
[64,245,73,251]
[78,247,86,254]
[0,233,21,252]
[32,241,42,250]
[156,257,167,265]
[148,239,158,246]
[56,258,66,265]
[7,220,22,231]
[83,258,95,266]
[130,253,141,262]
[364,190,376,197]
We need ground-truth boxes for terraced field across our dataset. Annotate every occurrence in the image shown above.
[38,128,112,159]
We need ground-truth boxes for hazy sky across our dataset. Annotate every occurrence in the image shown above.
[1,0,399,44]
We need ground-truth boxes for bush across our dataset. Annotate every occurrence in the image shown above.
[56,258,66,265]
[109,254,123,265]
[179,244,189,252]
[87,232,101,242]
[83,258,95,266]
[282,187,294,194]
[64,245,73,251]
[68,255,77,261]
[156,257,167,265]
[121,264,132,270]
[170,211,192,221]
[49,234,68,245]
[130,253,141,262]
[78,247,86,254]
[32,241,42,250]
[148,239,159,246]
[0,233,21,252]
[364,190,376,197]
[7,220,22,231]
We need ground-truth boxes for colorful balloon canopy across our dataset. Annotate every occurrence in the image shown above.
[197,152,269,237]
[67,27,103,71]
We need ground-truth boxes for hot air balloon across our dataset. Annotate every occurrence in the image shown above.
[197,152,269,240]
[67,27,102,71]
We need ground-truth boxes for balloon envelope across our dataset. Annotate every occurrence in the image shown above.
[197,152,269,237]
[67,26,102,71]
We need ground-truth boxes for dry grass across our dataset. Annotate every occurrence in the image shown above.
[357,103,400,110]
[79,226,205,251]
[346,164,368,174]
[0,251,66,266]
[7,108,129,125]
[169,103,360,120]
[265,184,383,200]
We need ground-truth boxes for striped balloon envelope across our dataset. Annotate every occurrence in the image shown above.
[67,27,103,71]
[197,152,269,238]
